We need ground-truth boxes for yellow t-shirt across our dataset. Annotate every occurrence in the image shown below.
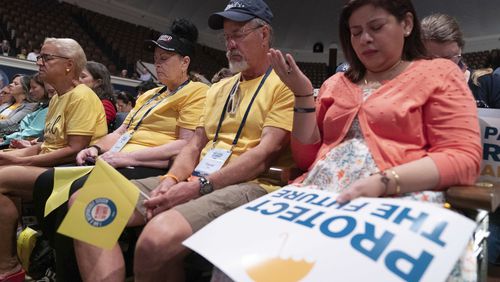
[199,70,294,192]
[120,81,207,152]
[41,84,108,154]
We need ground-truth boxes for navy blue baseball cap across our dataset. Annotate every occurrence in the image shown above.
[208,0,273,30]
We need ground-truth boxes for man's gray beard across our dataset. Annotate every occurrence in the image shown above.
[228,59,249,73]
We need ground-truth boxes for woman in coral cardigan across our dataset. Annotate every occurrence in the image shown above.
[269,0,481,280]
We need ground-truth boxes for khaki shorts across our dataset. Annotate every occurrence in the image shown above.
[132,176,162,216]
[132,177,267,232]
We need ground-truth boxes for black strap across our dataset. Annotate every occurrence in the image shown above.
[213,67,272,147]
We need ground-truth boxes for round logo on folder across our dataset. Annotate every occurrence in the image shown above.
[85,198,117,227]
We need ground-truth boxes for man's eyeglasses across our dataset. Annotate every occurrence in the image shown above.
[220,25,263,44]
[36,53,70,63]
[443,54,462,64]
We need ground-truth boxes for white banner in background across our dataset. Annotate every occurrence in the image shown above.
[184,187,475,282]
[478,108,500,183]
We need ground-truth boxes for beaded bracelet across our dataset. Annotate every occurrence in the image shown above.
[388,169,401,194]
[378,171,390,196]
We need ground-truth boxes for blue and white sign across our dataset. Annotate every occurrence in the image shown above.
[184,187,475,282]
[478,108,500,183]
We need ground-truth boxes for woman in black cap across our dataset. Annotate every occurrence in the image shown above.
[30,19,208,282]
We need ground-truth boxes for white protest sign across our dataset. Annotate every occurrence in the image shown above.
[478,108,500,183]
[184,187,475,282]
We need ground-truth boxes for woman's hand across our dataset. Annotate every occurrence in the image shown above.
[10,139,37,149]
[336,174,386,203]
[76,147,98,165]
[268,48,313,96]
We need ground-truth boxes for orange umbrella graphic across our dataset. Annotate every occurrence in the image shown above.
[243,234,316,282]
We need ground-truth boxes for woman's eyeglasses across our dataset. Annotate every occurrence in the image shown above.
[36,53,70,63]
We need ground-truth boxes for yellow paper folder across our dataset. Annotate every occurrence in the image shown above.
[57,159,140,249]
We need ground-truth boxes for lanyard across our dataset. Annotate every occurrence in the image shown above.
[212,67,272,148]
[126,79,190,131]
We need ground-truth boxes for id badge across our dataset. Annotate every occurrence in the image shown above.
[193,148,232,177]
[109,132,133,153]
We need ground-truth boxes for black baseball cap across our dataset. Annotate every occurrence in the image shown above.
[208,0,273,30]
[146,34,194,58]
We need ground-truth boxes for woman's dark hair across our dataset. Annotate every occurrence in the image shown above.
[339,0,427,82]
[116,91,136,108]
[171,18,198,43]
[170,18,198,72]
[28,73,49,104]
[489,49,500,70]
[135,80,158,94]
[85,61,116,104]
[19,75,31,98]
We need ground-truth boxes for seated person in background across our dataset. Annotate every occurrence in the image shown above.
[79,61,117,126]
[0,74,38,132]
[115,90,135,113]
[268,0,481,280]
[0,86,13,113]
[421,13,500,108]
[120,69,129,78]
[10,84,57,149]
[1,39,12,56]
[189,71,211,85]
[113,90,136,129]
[138,66,152,82]
[135,79,158,97]
[16,48,27,60]
[32,19,208,282]
[211,67,233,84]
[0,74,52,148]
[72,1,293,280]
[0,37,108,282]
[26,47,40,62]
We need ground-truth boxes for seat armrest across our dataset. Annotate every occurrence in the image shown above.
[259,166,303,186]
[446,182,500,212]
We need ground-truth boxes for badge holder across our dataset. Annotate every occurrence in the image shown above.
[193,145,232,177]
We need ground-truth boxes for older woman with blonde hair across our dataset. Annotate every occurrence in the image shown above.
[0,37,107,282]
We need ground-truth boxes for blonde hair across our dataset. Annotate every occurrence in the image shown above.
[471,68,493,86]
[43,38,87,76]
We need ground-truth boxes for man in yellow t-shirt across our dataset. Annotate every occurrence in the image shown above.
[73,1,294,280]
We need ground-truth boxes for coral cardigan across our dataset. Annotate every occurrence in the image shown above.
[292,59,482,189]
